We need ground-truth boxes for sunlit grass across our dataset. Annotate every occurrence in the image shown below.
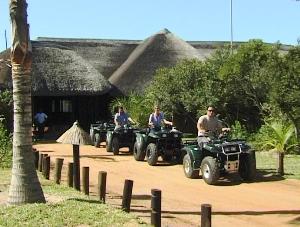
[0,169,149,227]
[256,152,300,179]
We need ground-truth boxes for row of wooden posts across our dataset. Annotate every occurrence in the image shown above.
[33,151,212,227]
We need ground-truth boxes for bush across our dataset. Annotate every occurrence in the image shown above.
[0,90,13,132]
[230,120,249,140]
[0,122,12,168]
[250,120,298,154]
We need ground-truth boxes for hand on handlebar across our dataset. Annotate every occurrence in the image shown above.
[222,127,231,132]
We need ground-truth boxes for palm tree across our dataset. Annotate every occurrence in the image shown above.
[258,121,296,176]
[7,0,45,204]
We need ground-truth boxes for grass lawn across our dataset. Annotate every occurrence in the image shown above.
[256,152,300,179]
[0,169,149,227]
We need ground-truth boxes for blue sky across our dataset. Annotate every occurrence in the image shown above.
[0,0,299,51]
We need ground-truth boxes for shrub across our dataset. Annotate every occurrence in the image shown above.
[0,121,12,168]
[230,120,249,140]
[0,90,13,132]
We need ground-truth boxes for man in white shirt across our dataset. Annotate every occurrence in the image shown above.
[197,106,230,149]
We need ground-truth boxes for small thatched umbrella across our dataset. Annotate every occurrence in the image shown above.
[56,121,92,191]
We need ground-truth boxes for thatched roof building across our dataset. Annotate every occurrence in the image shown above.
[108,29,203,94]
[0,28,293,133]
[31,45,110,96]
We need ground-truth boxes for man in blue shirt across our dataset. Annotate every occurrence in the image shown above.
[34,108,48,139]
[114,106,135,129]
[148,105,172,130]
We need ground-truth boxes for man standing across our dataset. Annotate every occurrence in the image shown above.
[34,108,48,139]
[197,106,230,149]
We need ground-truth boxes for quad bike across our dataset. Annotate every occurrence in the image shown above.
[182,131,256,185]
[90,121,115,147]
[106,124,140,155]
[133,125,183,166]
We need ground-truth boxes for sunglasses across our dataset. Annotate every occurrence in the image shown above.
[207,109,215,112]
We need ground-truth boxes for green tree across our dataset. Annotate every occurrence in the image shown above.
[0,122,12,168]
[109,93,154,127]
[8,0,45,204]
[268,46,300,139]
[252,118,297,175]
[219,40,281,131]
[0,90,13,132]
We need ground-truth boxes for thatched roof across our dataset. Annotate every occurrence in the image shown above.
[0,45,111,96]
[56,121,92,145]
[33,38,138,79]
[32,45,110,96]
[108,29,203,95]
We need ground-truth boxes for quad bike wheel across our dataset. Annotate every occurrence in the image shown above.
[183,154,199,178]
[146,143,158,166]
[133,141,146,161]
[90,128,95,142]
[112,137,120,155]
[201,156,220,185]
[94,133,101,148]
[239,150,256,181]
[106,137,112,152]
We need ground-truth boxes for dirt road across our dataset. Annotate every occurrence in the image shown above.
[34,143,300,227]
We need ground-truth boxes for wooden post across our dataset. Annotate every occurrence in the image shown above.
[34,150,39,169]
[122,179,133,212]
[43,156,50,180]
[98,171,107,203]
[54,158,64,184]
[151,189,161,227]
[41,154,48,173]
[67,162,74,187]
[201,204,212,227]
[82,167,89,195]
[73,145,80,191]
[38,153,43,172]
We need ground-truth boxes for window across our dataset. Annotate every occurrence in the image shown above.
[60,100,72,113]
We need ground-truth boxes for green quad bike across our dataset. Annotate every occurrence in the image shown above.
[133,125,184,166]
[90,121,115,148]
[182,132,256,185]
[106,124,140,155]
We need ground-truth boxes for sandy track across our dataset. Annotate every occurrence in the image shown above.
[34,143,300,227]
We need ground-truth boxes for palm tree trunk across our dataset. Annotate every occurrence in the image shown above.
[277,152,284,176]
[7,0,45,205]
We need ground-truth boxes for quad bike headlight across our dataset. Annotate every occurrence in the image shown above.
[230,146,237,152]
[174,134,178,138]
[162,134,167,138]
[224,147,230,152]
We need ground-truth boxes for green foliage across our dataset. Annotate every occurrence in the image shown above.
[0,90,13,132]
[109,93,154,127]
[230,121,249,140]
[145,58,225,123]
[0,122,12,168]
[267,46,300,138]
[251,119,298,154]
[218,40,281,131]
[115,40,300,138]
